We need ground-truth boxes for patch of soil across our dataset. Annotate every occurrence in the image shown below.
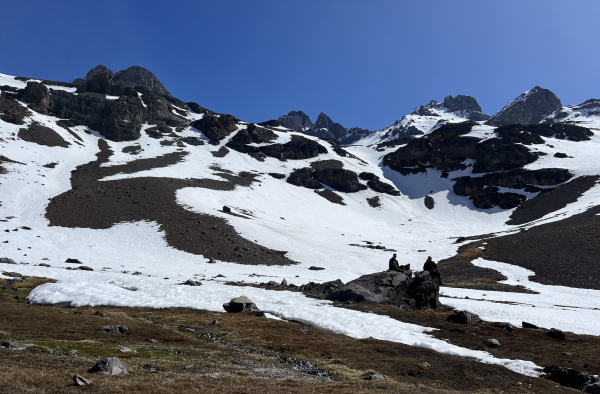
[45,140,298,266]
[0,285,572,394]
[508,175,599,225]
[122,145,143,154]
[314,189,345,205]
[17,122,70,148]
[484,205,600,289]
[366,196,380,208]
[438,243,536,293]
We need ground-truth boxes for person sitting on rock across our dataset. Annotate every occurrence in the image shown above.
[389,253,402,271]
[423,256,443,285]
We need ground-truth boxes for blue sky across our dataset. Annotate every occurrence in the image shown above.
[1,0,598,130]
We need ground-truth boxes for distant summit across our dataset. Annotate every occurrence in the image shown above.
[73,65,171,97]
[410,95,489,121]
[486,86,561,126]
[278,110,313,131]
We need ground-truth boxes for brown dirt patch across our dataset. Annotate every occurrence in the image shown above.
[18,122,70,147]
[45,140,298,266]
[508,175,599,225]
[484,205,600,289]
[438,243,536,293]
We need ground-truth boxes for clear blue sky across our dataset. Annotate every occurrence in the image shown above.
[1,0,598,130]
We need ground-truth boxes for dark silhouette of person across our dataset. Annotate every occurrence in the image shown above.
[389,253,401,271]
[423,256,443,285]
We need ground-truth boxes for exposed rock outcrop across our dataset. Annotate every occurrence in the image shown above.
[324,268,442,310]
[442,95,490,121]
[278,110,313,131]
[192,113,238,142]
[113,66,172,97]
[486,86,562,126]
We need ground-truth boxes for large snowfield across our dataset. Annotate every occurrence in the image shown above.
[1,72,600,377]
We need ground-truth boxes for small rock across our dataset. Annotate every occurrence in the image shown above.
[298,326,309,334]
[267,280,278,286]
[65,258,82,264]
[308,266,325,271]
[73,375,92,386]
[419,362,431,370]
[207,257,216,264]
[102,325,129,335]
[547,329,566,340]
[182,279,202,286]
[38,263,50,267]
[117,347,134,353]
[281,278,288,287]
[446,310,482,324]
[222,206,231,213]
[89,357,128,376]
[364,373,385,381]
[485,339,501,348]
[132,271,142,275]
[492,322,516,332]
[212,320,219,325]
[145,339,158,343]
[79,266,94,271]
[160,379,173,384]
[1,341,27,351]
[20,226,32,230]
[522,321,540,329]
[95,311,110,319]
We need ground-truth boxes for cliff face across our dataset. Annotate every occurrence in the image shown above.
[486,86,562,126]
[278,111,313,131]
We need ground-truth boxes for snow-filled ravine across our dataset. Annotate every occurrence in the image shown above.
[2,72,600,377]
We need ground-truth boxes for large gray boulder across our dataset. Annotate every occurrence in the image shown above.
[89,357,128,376]
[326,268,442,310]
[223,296,259,313]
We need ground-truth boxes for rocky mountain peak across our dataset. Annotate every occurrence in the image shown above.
[314,112,333,129]
[113,66,171,97]
[278,110,313,131]
[486,86,562,126]
[72,64,114,85]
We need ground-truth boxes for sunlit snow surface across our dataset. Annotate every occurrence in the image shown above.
[2,73,600,377]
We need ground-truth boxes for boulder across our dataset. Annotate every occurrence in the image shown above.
[182,279,202,286]
[102,325,129,335]
[485,338,501,348]
[1,341,27,351]
[326,269,442,310]
[367,179,400,196]
[0,257,16,265]
[223,296,259,313]
[301,279,344,299]
[547,329,566,340]
[446,310,482,324]
[73,375,93,386]
[78,266,94,271]
[543,366,600,391]
[65,258,82,264]
[89,357,128,376]
[261,135,328,160]
[492,322,516,332]
[286,168,322,189]
[522,321,540,329]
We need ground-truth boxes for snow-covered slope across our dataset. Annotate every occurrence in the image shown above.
[2,70,600,378]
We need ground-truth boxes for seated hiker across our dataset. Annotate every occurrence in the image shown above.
[423,256,443,285]
[389,253,402,271]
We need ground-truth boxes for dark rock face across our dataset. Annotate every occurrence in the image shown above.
[486,86,562,126]
[18,122,70,148]
[257,119,282,127]
[453,168,572,209]
[0,92,30,125]
[384,121,575,209]
[325,269,442,310]
[191,113,238,142]
[306,112,347,140]
[446,310,482,324]
[314,189,345,205]
[230,123,277,144]
[286,167,366,193]
[442,95,490,121]
[547,329,566,340]
[278,110,313,131]
[313,168,367,193]
[424,195,434,209]
[113,66,171,97]
[261,135,328,160]
[367,179,400,196]
[496,123,593,143]
[309,159,343,170]
[187,102,214,116]
[80,65,114,83]
[301,279,344,299]
[17,76,187,142]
